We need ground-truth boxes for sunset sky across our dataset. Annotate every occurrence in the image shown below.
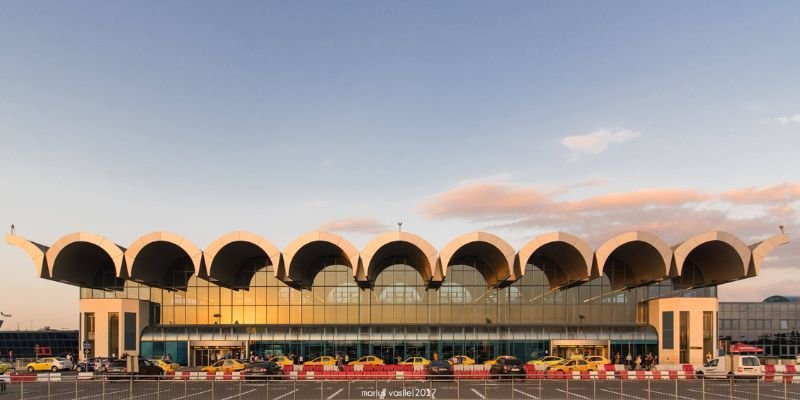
[1,1,799,330]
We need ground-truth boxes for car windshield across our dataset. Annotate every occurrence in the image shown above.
[742,357,761,366]
[505,359,524,366]
[110,360,127,367]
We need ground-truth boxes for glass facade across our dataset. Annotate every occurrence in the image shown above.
[81,263,716,365]
[0,330,79,359]
[719,300,800,359]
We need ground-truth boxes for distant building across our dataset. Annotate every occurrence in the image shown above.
[0,329,79,359]
[719,295,800,359]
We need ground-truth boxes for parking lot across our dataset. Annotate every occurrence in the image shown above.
[3,378,800,400]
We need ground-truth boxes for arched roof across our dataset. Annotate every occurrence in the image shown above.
[595,231,672,290]
[748,233,790,277]
[45,232,126,289]
[517,232,594,290]
[125,231,204,290]
[282,231,359,289]
[5,234,50,279]
[46,232,126,278]
[204,231,283,290]
[359,231,438,288]
[672,231,750,286]
[439,232,516,288]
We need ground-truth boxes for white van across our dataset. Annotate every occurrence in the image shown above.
[696,355,762,379]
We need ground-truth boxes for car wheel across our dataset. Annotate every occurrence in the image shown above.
[76,366,83,372]
[28,367,34,372]
[51,366,58,372]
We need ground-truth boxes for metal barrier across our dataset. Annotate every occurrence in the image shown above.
[2,373,800,399]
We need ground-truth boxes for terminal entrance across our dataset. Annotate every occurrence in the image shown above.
[191,345,245,367]
[551,340,609,359]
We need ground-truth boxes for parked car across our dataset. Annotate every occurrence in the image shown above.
[150,359,180,373]
[484,356,518,366]
[584,355,611,368]
[271,356,294,367]
[348,356,384,366]
[303,356,336,366]
[447,355,475,365]
[201,359,247,373]
[0,359,12,374]
[696,355,762,379]
[243,361,284,380]
[489,358,525,379]
[399,357,430,367]
[26,357,73,372]
[105,359,163,379]
[547,359,596,373]
[426,360,454,379]
[527,356,564,366]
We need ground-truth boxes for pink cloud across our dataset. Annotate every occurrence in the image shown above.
[317,218,390,234]
[723,182,800,204]
[419,182,554,219]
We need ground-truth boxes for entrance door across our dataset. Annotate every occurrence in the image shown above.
[191,346,244,367]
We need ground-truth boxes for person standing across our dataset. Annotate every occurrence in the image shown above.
[625,353,632,369]
[614,352,621,365]
[705,351,712,364]
[634,354,642,370]
[298,355,303,365]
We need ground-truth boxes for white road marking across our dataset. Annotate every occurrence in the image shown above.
[732,388,785,400]
[688,388,748,400]
[326,388,344,399]
[171,388,213,399]
[512,388,539,399]
[555,388,591,399]
[600,388,645,400]
[470,388,486,399]
[272,389,299,400]
[77,388,129,400]
[128,390,170,400]
[220,388,257,400]
[644,389,695,400]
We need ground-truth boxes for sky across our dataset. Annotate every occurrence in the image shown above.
[1,1,799,330]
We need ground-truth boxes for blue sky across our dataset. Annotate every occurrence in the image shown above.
[1,1,799,330]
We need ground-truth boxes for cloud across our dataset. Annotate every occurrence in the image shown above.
[560,129,641,156]
[775,114,800,126]
[419,182,554,219]
[723,183,800,204]
[317,218,390,234]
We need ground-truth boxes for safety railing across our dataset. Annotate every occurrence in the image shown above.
[2,373,800,399]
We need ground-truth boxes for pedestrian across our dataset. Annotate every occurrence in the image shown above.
[614,352,621,365]
[165,353,172,362]
[705,351,712,364]
[298,355,304,365]
[645,352,653,370]
[336,355,344,371]
[344,354,349,363]
[634,354,642,371]
[433,352,438,361]
[395,354,402,365]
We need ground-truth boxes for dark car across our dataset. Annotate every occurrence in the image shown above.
[75,357,108,372]
[105,359,164,380]
[426,360,453,379]
[242,361,284,380]
[489,358,525,379]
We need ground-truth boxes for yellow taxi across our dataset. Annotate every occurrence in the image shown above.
[527,356,565,366]
[271,356,294,367]
[547,359,596,373]
[303,356,336,366]
[347,356,384,366]
[584,355,611,368]
[398,357,430,367]
[26,357,72,372]
[483,356,517,366]
[448,355,476,365]
[151,359,180,373]
[201,359,246,373]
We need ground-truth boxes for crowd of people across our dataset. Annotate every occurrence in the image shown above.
[613,351,658,370]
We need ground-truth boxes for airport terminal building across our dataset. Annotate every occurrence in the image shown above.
[6,230,788,367]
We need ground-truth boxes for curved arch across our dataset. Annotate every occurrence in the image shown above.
[46,232,126,278]
[671,231,751,288]
[282,231,359,289]
[748,233,790,277]
[439,232,516,288]
[5,234,50,278]
[517,232,593,290]
[125,231,204,290]
[359,231,437,288]
[595,231,672,290]
[204,231,282,290]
